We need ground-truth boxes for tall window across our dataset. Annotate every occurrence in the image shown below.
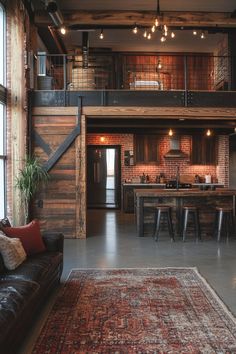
[0,2,6,218]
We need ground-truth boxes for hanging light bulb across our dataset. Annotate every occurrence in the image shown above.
[155,17,159,27]
[60,26,66,35]
[206,129,211,136]
[200,31,205,39]
[151,25,156,33]
[164,24,168,36]
[193,29,197,36]
[157,59,162,69]
[143,29,148,38]
[154,0,160,27]
[99,29,104,39]
[132,24,138,34]
[168,129,173,136]
[171,31,175,38]
[147,32,152,40]
[160,35,166,42]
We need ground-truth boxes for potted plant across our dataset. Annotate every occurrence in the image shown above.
[15,155,49,223]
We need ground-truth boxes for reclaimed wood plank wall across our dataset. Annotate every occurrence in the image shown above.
[32,107,86,239]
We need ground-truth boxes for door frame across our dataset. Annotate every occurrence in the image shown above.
[86,144,122,209]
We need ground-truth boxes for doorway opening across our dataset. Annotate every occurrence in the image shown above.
[87,145,121,209]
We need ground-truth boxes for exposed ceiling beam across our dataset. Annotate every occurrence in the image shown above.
[35,10,236,28]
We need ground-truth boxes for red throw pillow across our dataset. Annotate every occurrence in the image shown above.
[3,220,46,256]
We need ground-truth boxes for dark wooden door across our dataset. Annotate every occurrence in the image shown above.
[87,145,121,208]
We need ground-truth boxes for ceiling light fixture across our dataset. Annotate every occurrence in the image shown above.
[206,129,212,136]
[193,29,197,35]
[151,25,156,33]
[132,24,138,34]
[154,0,161,27]
[160,35,166,42]
[168,129,174,136]
[143,29,148,38]
[60,26,66,35]
[170,31,175,38]
[200,31,206,39]
[99,29,104,39]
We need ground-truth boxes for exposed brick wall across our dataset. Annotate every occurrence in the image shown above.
[217,135,229,187]
[87,133,228,184]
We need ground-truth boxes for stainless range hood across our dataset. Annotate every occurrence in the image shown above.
[164,136,188,158]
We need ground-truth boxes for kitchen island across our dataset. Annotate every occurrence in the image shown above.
[134,188,236,238]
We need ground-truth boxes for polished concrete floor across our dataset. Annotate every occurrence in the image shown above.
[21,209,236,353]
[63,210,236,316]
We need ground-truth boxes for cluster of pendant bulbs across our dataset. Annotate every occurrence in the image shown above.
[131,0,174,42]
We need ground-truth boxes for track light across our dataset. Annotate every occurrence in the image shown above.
[99,29,104,39]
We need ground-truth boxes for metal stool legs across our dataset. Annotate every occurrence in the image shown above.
[153,206,175,242]
[182,207,201,242]
[215,207,234,241]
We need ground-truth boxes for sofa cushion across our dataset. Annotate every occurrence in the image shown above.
[2,251,63,284]
[0,279,39,342]
[0,233,26,270]
[3,220,46,256]
[0,217,11,229]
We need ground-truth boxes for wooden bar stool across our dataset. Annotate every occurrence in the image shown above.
[215,207,235,241]
[181,206,201,241]
[153,205,175,242]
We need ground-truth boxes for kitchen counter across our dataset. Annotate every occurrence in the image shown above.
[134,188,236,237]
[123,183,165,186]
[134,188,235,197]
[123,183,224,187]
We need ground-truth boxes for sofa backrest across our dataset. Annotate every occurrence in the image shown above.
[0,252,6,273]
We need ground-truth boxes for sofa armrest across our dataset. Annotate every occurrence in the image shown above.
[42,232,64,253]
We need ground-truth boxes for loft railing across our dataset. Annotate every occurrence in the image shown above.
[34,53,232,92]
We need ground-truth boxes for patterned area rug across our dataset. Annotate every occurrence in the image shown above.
[32,268,236,353]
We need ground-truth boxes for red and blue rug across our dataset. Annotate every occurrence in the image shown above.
[32,268,236,353]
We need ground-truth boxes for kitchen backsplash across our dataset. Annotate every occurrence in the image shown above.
[87,134,229,186]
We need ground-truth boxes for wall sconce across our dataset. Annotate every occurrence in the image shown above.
[157,59,162,69]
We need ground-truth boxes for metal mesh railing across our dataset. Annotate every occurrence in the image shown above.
[35,54,231,91]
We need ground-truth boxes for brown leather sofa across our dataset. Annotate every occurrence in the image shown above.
[0,232,64,354]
